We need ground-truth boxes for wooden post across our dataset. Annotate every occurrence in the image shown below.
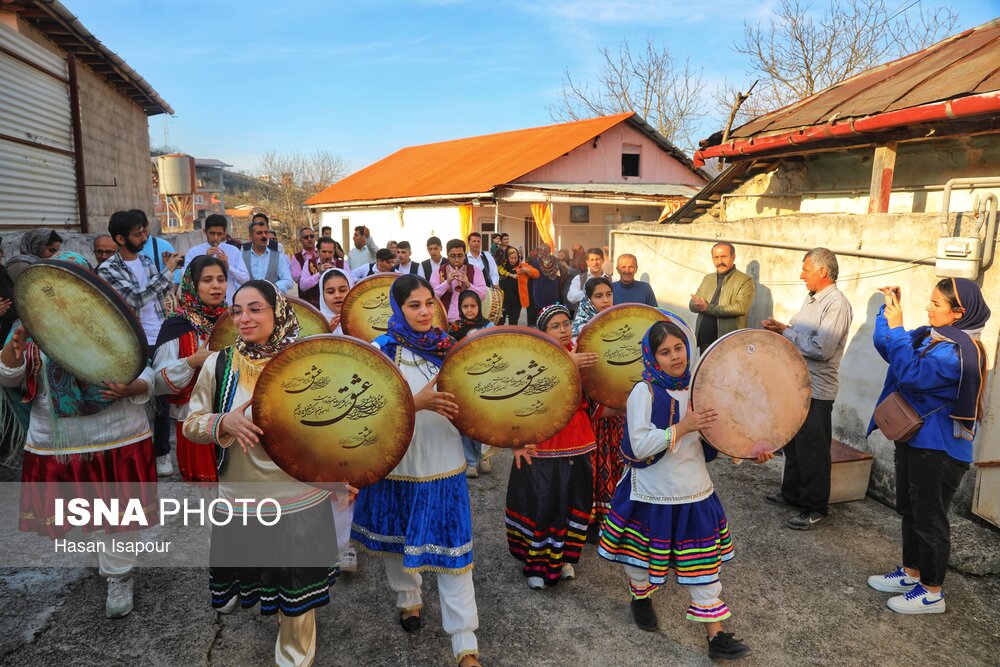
[868,143,897,214]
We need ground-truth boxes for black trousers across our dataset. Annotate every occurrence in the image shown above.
[895,442,968,587]
[148,345,171,458]
[781,398,833,514]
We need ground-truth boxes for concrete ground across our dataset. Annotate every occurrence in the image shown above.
[0,451,997,667]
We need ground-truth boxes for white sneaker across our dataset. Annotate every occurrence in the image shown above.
[465,465,479,478]
[106,574,134,618]
[527,576,545,590]
[217,596,238,615]
[868,566,920,593]
[156,455,173,477]
[887,584,946,614]
[478,458,493,474]
[559,563,575,581]
[338,546,358,573]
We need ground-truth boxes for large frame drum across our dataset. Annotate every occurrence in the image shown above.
[341,273,448,342]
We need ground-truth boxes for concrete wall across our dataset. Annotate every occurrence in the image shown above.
[519,122,705,187]
[611,213,1000,519]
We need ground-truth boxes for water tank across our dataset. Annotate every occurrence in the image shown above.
[157,154,195,195]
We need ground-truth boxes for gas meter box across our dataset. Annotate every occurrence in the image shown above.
[935,237,983,279]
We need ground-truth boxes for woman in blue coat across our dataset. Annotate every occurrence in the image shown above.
[866,277,990,615]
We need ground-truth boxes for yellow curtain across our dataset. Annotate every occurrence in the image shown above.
[458,204,473,240]
[529,203,555,247]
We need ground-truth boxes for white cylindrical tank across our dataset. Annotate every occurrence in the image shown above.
[157,154,195,195]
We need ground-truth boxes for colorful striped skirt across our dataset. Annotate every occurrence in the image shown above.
[598,473,733,586]
[592,415,625,523]
[505,453,593,586]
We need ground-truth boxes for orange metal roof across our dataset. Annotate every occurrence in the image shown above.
[729,19,1000,140]
[306,112,669,206]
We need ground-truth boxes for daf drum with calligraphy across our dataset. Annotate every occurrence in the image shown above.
[13,259,147,385]
[575,303,670,409]
[691,329,811,459]
[341,273,449,342]
[252,335,415,488]
[438,326,581,448]
[210,295,330,351]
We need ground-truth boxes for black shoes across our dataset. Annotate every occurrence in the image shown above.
[399,611,423,633]
[786,510,830,530]
[707,631,751,660]
[630,598,658,631]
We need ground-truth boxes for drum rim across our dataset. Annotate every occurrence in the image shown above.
[691,328,811,458]
[575,303,669,409]
[252,333,416,486]
[340,273,447,340]
[439,324,582,447]
[13,259,147,384]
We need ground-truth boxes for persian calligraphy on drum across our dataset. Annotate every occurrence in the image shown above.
[14,260,147,385]
[209,295,330,351]
[575,304,669,409]
[252,335,415,488]
[691,330,811,459]
[341,274,448,342]
[438,326,581,448]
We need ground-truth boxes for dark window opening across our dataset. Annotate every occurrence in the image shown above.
[622,153,640,177]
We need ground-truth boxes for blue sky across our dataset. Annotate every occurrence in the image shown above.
[69,0,998,175]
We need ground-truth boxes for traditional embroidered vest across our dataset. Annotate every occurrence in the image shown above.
[295,250,322,307]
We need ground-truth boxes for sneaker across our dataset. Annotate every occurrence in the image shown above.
[887,584,946,614]
[478,457,493,474]
[868,566,920,593]
[559,563,575,581]
[764,493,798,508]
[786,510,829,530]
[106,574,134,619]
[217,596,238,615]
[156,455,173,477]
[338,546,358,573]
[465,465,479,479]
[630,597,658,631]
[527,576,545,590]
[707,631,751,660]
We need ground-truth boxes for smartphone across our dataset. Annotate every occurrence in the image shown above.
[176,257,185,268]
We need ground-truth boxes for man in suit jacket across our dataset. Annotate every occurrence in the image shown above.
[689,242,755,352]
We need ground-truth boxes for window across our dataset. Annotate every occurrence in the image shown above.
[622,143,641,177]
[194,194,205,205]
[570,205,589,223]
[480,218,496,233]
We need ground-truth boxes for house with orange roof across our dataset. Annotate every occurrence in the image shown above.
[304,113,707,255]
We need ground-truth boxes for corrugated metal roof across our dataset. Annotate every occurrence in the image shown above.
[508,182,701,197]
[305,113,703,206]
[730,18,1000,140]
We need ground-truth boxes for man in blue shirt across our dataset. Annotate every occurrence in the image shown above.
[243,219,294,293]
[612,254,658,307]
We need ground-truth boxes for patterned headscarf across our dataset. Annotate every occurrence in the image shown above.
[19,229,55,257]
[571,298,599,338]
[174,256,228,339]
[374,285,454,367]
[537,303,570,333]
[640,318,693,391]
[234,283,300,360]
[448,290,490,341]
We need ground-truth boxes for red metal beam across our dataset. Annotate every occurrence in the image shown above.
[67,54,88,233]
[693,91,1000,167]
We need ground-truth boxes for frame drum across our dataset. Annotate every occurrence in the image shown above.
[438,326,581,448]
[483,285,504,324]
[209,295,331,351]
[252,335,415,487]
[575,304,670,409]
[340,273,448,342]
[13,260,147,385]
[691,329,811,459]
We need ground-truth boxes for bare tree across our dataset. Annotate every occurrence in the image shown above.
[255,150,348,243]
[550,39,706,152]
[718,0,959,126]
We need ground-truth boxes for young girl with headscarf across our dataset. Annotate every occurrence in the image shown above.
[184,280,338,666]
[598,316,766,660]
[0,251,157,620]
[351,275,482,667]
[866,278,991,615]
[318,267,354,334]
[449,290,495,478]
[505,304,598,590]
[152,256,227,482]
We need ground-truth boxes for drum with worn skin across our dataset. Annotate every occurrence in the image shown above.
[340,273,448,342]
[575,303,670,409]
[691,329,811,459]
[252,335,415,487]
[438,326,581,448]
[483,285,505,324]
[13,260,147,385]
[209,295,330,351]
